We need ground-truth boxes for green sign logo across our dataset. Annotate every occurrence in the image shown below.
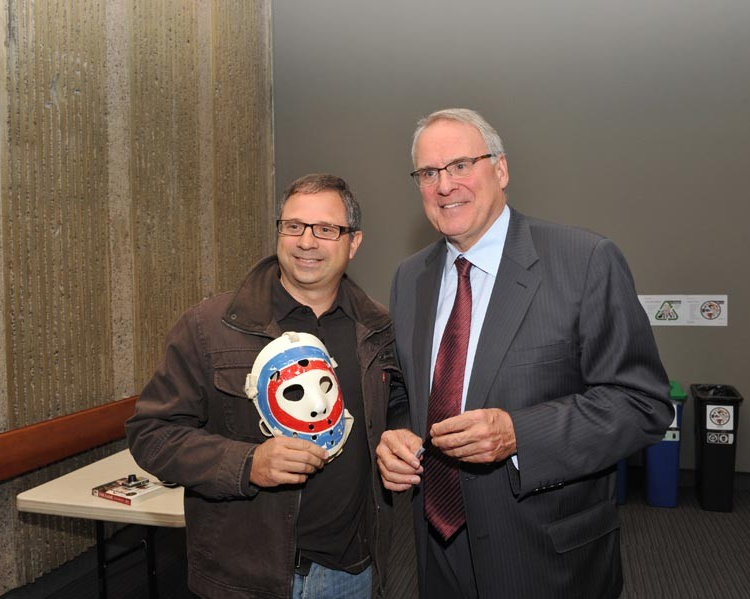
[655,301,678,321]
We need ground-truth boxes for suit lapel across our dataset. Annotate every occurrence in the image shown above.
[411,242,445,438]
[465,210,541,411]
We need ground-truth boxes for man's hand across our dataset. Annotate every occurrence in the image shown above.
[376,429,424,492]
[250,437,328,487]
[430,408,516,463]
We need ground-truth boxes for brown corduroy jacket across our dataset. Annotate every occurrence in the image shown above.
[126,256,402,599]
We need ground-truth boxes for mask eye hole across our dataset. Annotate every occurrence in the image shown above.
[319,376,333,393]
[282,384,305,402]
[298,359,309,367]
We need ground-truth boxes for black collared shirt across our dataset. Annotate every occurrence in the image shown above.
[272,278,370,573]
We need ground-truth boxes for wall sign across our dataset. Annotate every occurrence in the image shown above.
[638,295,728,326]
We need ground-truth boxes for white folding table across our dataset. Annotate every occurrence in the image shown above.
[17,449,185,598]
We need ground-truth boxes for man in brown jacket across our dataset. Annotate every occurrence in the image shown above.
[127,174,401,599]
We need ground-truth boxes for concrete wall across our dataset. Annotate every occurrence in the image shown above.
[0,0,274,592]
[273,1,750,475]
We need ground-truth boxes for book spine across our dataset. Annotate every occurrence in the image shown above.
[92,490,132,505]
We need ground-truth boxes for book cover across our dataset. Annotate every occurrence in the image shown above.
[91,476,168,506]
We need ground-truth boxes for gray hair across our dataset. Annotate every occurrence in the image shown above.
[278,173,362,231]
[411,108,506,166]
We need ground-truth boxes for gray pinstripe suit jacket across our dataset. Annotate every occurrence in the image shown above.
[389,207,672,599]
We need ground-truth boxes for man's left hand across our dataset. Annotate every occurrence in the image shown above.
[429,408,517,463]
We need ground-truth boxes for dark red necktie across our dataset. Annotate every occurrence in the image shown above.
[424,256,472,541]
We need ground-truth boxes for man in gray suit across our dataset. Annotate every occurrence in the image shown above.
[376,108,673,598]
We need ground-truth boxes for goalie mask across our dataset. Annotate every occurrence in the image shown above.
[245,331,352,458]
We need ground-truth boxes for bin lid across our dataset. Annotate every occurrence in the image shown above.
[669,380,688,401]
[690,384,743,403]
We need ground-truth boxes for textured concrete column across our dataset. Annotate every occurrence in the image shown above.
[106,0,135,398]
[0,0,273,592]
[197,0,217,298]
[0,0,10,436]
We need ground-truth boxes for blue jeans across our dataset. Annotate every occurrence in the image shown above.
[292,562,372,599]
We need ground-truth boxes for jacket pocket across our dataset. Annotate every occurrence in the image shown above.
[502,341,574,368]
[214,365,252,398]
[212,350,265,441]
[546,499,620,554]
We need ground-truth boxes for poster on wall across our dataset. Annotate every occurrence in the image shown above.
[638,295,728,326]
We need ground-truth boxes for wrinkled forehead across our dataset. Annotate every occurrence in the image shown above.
[414,120,487,168]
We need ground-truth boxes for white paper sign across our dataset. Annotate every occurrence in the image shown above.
[638,295,728,326]
[705,404,735,431]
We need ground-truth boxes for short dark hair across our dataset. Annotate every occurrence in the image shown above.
[278,173,362,231]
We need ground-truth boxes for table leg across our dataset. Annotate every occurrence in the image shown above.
[95,521,108,599]
[144,526,159,599]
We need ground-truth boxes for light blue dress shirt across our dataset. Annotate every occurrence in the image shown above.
[429,206,516,466]
[429,206,510,410]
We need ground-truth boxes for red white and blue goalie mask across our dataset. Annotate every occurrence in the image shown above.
[245,331,352,459]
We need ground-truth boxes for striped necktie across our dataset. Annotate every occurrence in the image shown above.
[423,256,472,540]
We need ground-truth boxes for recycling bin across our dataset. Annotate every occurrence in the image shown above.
[644,380,688,507]
[692,384,744,512]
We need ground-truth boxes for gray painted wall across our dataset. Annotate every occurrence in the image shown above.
[273,0,750,473]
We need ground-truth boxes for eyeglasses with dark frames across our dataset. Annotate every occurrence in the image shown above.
[410,153,496,187]
[276,220,358,241]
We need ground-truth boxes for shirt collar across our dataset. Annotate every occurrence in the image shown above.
[272,275,354,321]
[445,205,510,276]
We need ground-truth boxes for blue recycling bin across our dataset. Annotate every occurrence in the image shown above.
[644,380,687,507]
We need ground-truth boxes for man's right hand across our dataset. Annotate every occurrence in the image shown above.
[376,429,424,492]
[250,437,328,487]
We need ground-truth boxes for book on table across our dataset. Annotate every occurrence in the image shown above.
[92,475,169,506]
